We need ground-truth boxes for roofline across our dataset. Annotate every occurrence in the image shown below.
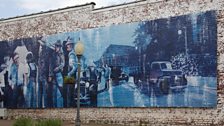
[0,2,96,22]
[92,0,164,13]
[0,0,166,23]
[151,61,171,64]
[93,0,146,11]
[108,44,135,47]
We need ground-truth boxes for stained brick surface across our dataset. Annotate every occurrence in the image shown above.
[1,0,224,125]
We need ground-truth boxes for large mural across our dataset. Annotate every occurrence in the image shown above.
[0,11,217,108]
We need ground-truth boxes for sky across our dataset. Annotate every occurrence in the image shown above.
[0,0,135,19]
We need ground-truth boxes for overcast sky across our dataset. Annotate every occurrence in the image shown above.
[0,0,135,19]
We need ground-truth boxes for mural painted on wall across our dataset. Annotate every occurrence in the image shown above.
[0,11,217,108]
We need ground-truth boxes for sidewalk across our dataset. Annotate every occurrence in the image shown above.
[0,119,118,126]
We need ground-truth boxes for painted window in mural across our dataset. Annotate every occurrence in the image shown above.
[0,11,217,108]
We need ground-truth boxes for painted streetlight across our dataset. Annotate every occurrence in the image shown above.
[74,41,84,126]
[112,53,115,66]
[178,26,188,60]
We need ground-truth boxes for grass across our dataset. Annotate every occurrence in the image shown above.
[35,119,62,126]
[13,118,62,126]
[13,118,33,126]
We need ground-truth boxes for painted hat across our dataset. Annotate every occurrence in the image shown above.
[54,40,62,47]
[65,38,75,45]
[37,36,47,45]
[13,53,19,60]
[26,51,34,62]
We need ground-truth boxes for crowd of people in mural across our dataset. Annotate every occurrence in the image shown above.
[0,37,112,108]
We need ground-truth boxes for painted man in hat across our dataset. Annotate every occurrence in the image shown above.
[0,56,10,108]
[25,51,37,108]
[85,60,98,107]
[37,37,50,108]
[9,52,25,108]
[49,40,65,108]
[65,38,77,107]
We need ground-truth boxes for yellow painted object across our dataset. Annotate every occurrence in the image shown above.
[64,76,76,84]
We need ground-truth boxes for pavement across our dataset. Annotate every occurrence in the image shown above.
[0,119,118,126]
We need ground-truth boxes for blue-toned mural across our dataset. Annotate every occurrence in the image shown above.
[0,11,217,108]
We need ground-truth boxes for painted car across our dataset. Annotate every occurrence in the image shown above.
[110,66,129,83]
[150,61,187,93]
[74,67,98,106]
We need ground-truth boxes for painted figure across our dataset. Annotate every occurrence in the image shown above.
[86,62,98,107]
[0,56,10,108]
[37,37,49,108]
[9,53,25,108]
[49,40,65,108]
[103,64,111,91]
[25,52,37,108]
[65,38,77,107]
[0,69,5,108]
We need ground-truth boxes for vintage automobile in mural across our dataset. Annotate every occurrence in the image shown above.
[132,61,187,94]
[149,61,187,93]
[74,66,98,106]
[74,77,91,106]
[110,66,129,84]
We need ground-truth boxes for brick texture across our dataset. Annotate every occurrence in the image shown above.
[1,0,224,125]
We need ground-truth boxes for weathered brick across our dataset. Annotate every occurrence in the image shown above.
[0,0,224,125]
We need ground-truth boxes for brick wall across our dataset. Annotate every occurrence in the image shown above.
[1,0,224,125]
